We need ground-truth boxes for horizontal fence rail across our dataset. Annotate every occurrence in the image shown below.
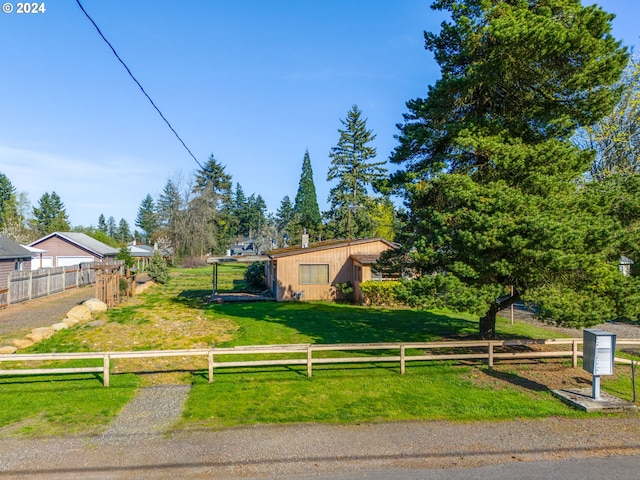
[0,339,639,387]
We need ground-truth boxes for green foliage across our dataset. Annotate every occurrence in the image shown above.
[244,261,266,290]
[116,246,135,269]
[390,0,632,337]
[135,193,157,243]
[0,171,17,228]
[335,281,355,303]
[32,191,70,235]
[360,280,402,307]
[325,105,387,239]
[293,150,322,239]
[147,250,169,284]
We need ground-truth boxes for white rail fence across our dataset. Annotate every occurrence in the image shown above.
[1,338,639,387]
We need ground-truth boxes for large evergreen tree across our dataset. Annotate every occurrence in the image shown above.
[135,193,158,244]
[293,150,322,241]
[390,0,633,338]
[275,195,296,246]
[325,105,387,239]
[0,172,17,228]
[32,191,70,235]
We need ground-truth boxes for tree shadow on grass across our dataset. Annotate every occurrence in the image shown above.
[203,302,480,345]
[483,367,550,392]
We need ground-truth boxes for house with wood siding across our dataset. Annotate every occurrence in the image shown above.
[265,238,396,302]
[0,235,32,293]
[28,232,119,267]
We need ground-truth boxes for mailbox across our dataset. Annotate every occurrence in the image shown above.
[583,329,616,376]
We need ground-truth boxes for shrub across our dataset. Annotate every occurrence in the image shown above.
[244,261,266,290]
[147,251,169,284]
[360,280,402,307]
[335,281,355,303]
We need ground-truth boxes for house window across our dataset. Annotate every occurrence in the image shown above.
[354,265,362,282]
[299,264,329,284]
[15,259,24,271]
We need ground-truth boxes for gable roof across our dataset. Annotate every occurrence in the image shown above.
[266,238,397,259]
[29,232,119,257]
[0,235,32,260]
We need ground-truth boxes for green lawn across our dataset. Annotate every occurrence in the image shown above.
[1,265,635,436]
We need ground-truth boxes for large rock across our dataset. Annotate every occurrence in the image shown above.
[83,298,107,313]
[12,339,34,349]
[67,305,92,322]
[51,322,69,331]
[0,346,17,355]
[62,317,80,326]
[26,327,55,343]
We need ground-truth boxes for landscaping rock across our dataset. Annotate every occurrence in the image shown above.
[0,346,17,355]
[62,317,80,326]
[30,327,55,341]
[12,339,34,349]
[67,305,92,322]
[84,298,107,313]
[51,322,69,331]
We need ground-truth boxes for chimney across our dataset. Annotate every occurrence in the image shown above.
[301,229,309,248]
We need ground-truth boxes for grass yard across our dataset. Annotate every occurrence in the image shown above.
[2,264,637,436]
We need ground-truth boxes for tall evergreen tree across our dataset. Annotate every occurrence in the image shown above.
[326,105,387,239]
[389,0,632,338]
[106,216,117,238]
[118,218,132,244]
[275,195,296,246]
[97,214,107,234]
[0,172,17,228]
[32,191,70,235]
[157,176,186,256]
[135,193,158,243]
[293,149,322,241]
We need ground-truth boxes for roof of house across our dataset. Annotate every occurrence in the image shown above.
[266,238,397,259]
[350,254,382,265]
[29,232,120,257]
[0,235,32,260]
[128,244,155,257]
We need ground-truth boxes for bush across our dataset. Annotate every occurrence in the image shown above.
[360,280,402,307]
[335,281,355,303]
[147,251,169,284]
[244,261,266,290]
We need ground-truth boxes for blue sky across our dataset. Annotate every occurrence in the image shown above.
[1,1,638,230]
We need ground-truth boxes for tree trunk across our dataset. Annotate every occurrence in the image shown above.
[479,288,522,339]
[479,303,499,339]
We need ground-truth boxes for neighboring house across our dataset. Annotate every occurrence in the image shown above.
[265,238,397,302]
[28,232,119,267]
[619,256,634,276]
[0,235,32,291]
[128,243,155,270]
[23,245,47,270]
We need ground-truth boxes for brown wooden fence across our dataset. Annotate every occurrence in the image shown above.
[1,338,638,387]
[5,264,96,306]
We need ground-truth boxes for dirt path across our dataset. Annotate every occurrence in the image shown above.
[0,286,95,340]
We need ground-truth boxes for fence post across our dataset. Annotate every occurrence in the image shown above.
[28,271,33,301]
[103,354,110,387]
[307,345,313,378]
[488,342,494,369]
[572,339,578,368]
[208,351,214,383]
[400,344,406,375]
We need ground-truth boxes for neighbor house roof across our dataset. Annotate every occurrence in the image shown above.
[29,232,119,257]
[266,238,397,259]
[128,244,155,257]
[0,235,32,260]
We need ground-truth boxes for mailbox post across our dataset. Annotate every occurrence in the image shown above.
[583,329,616,400]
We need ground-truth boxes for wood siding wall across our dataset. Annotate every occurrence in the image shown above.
[269,240,391,301]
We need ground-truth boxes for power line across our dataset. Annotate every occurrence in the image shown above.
[75,0,204,171]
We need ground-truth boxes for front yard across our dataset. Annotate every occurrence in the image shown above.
[0,265,637,436]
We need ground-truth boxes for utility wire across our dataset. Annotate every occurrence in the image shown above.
[75,0,204,170]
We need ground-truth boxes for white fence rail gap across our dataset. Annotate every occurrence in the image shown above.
[1,339,639,387]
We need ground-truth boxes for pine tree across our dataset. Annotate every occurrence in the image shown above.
[326,105,387,239]
[32,191,70,235]
[97,214,107,233]
[276,195,295,246]
[135,194,157,244]
[390,0,632,338]
[293,150,322,241]
[107,216,117,238]
[0,172,17,228]
[118,218,131,244]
